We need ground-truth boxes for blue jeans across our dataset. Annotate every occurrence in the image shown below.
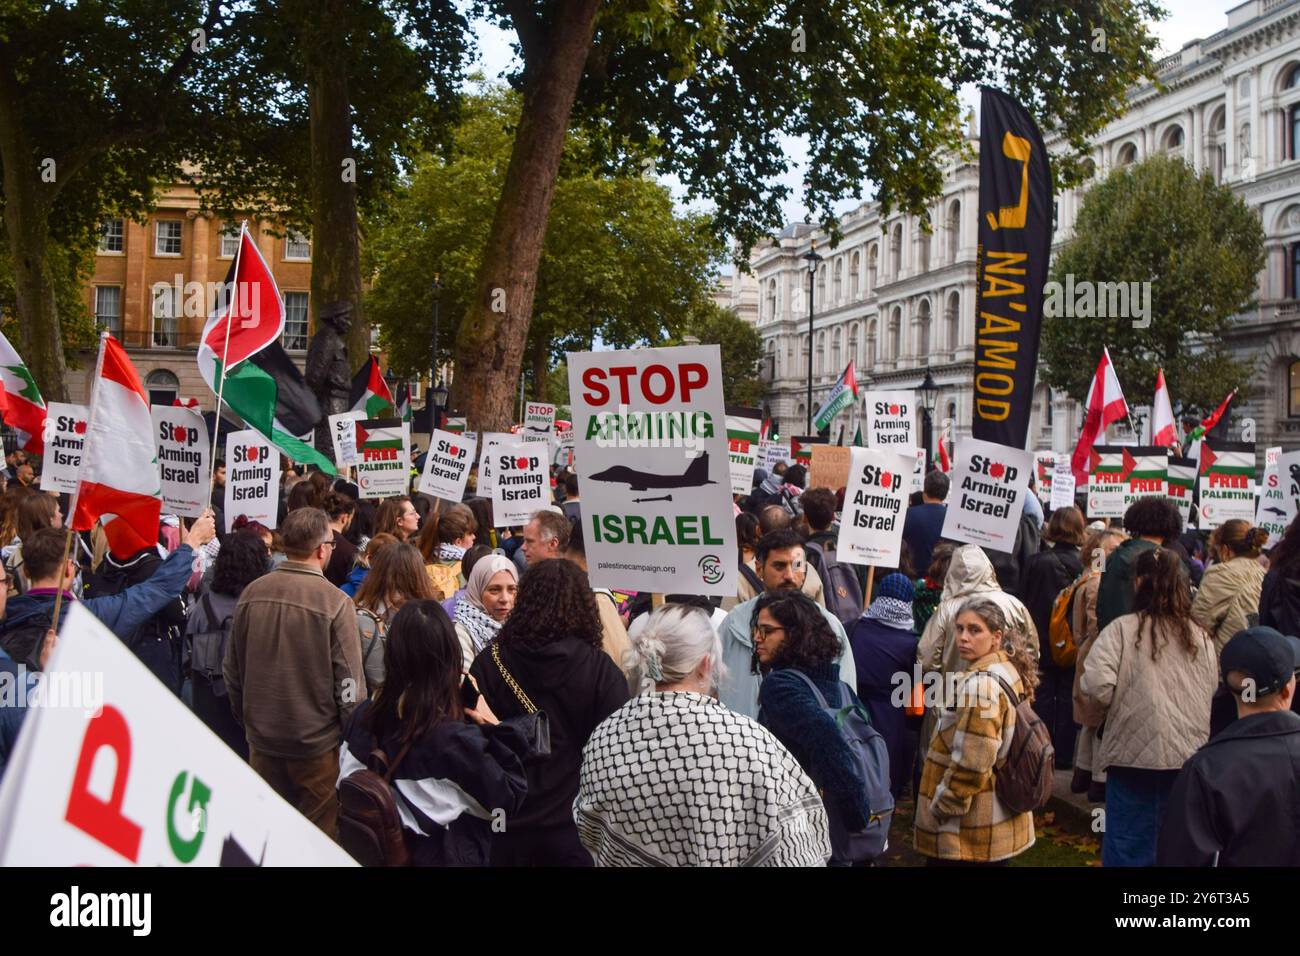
[1102,766,1180,867]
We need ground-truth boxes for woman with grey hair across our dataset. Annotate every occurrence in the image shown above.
[575,603,831,866]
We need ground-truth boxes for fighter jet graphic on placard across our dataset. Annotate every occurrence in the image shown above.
[588,452,715,492]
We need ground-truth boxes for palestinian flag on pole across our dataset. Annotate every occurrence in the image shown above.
[71,334,162,559]
[349,356,397,419]
[395,382,412,423]
[1186,388,1237,445]
[197,224,335,475]
[813,361,858,432]
[0,330,46,453]
[790,435,827,463]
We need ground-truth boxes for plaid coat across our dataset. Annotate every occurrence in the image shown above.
[913,651,1036,862]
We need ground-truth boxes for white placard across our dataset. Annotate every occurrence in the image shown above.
[419,429,478,502]
[1034,452,1057,506]
[224,429,281,531]
[0,603,355,867]
[837,446,916,567]
[151,405,210,517]
[329,410,366,467]
[726,407,762,497]
[567,344,738,596]
[355,419,411,500]
[760,440,791,472]
[476,432,512,497]
[1197,441,1256,530]
[40,402,90,494]
[1050,461,1077,511]
[911,446,926,494]
[864,390,916,448]
[523,401,556,435]
[490,438,550,526]
[940,437,1034,554]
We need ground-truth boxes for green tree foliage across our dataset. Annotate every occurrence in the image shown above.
[1041,156,1263,416]
[0,235,97,358]
[679,302,765,406]
[363,87,725,394]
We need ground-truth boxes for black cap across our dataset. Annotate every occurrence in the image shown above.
[1220,626,1300,698]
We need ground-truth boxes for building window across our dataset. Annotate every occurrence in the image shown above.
[152,285,179,347]
[831,327,842,374]
[1117,143,1137,166]
[890,224,903,277]
[889,309,901,361]
[866,319,877,369]
[918,227,931,273]
[1289,243,1300,299]
[850,251,860,299]
[946,290,960,351]
[1162,125,1184,152]
[765,279,777,322]
[220,225,241,258]
[1290,360,1300,418]
[145,369,180,407]
[867,244,878,293]
[284,231,311,261]
[94,286,122,338]
[283,292,309,350]
[1289,105,1300,162]
[946,201,960,262]
[848,323,859,369]
[98,220,124,254]
[832,258,843,305]
[155,220,182,256]
[917,300,931,357]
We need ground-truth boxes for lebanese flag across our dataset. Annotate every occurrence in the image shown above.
[1152,368,1178,449]
[349,356,397,419]
[71,335,162,559]
[0,330,46,454]
[1070,347,1129,486]
[197,224,334,474]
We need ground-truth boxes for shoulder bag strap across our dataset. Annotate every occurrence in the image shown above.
[490,641,538,715]
[784,667,831,710]
[987,670,1021,707]
[372,738,416,784]
[358,608,385,665]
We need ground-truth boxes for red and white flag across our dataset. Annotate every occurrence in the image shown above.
[1070,346,1129,486]
[71,334,162,559]
[1152,368,1178,450]
[0,330,47,454]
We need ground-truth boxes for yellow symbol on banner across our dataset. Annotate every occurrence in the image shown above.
[985,132,1032,231]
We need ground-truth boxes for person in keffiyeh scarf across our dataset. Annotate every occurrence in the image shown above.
[453,554,518,671]
[576,604,831,867]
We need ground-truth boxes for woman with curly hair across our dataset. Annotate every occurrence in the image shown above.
[468,558,629,866]
[753,590,885,865]
[1080,547,1217,867]
[914,597,1038,866]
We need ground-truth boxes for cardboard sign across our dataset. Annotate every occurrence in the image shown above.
[725,406,762,497]
[837,447,916,566]
[809,444,853,492]
[940,437,1033,554]
[476,432,512,497]
[1166,454,1197,526]
[355,419,411,500]
[567,344,737,596]
[418,428,478,502]
[1034,453,1056,506]
[328,411,366,467]
[224,429,280,531]
[490,438,549,526]
[151,405,210,517]
[1198,440,1256,529]
[523,402,556,435]
[40,401,90,494]
[0,603,355,867]
[864,390,916,448]
[1050,459,1076,511]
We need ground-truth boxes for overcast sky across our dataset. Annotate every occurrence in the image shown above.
[466,1,1242,231]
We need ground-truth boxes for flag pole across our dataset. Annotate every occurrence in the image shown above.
[51,331,110,633]
[207,220,248,508]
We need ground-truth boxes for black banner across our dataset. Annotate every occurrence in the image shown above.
[971,87,1052,449]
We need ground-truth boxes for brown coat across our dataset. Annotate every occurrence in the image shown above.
[224,560,365,759]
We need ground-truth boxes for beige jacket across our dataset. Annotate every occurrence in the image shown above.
[594,588,635,687]
[1079,613,1217,771]
[1070,572,1106,727]
[1191,556,1266,652]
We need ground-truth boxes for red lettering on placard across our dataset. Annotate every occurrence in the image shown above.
[581,367,609,405]
[679,363,707,402]
[608,366,637,404]
[65,706,142,862]
[643,365,672,404]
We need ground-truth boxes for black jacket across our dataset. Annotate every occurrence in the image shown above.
[1257,569,1300,719]
[1157,709,1300,866]
[469,636,628,833]
[1019,543,1083,669]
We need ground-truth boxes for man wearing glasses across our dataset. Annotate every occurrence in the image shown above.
[223,507,364,838]
[716,528,857,720]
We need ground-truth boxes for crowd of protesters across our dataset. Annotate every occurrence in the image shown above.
[0,436,1296,871]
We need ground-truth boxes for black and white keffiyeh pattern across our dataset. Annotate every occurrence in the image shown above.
[454,599,501,654]
[575,692,830,867]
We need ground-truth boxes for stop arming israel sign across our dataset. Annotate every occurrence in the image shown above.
[864,390,915,448]
[41,401,90,495]
[491,438,548,526]
[0,603,355,866]
[567,344,737,596]
[838,447,916,567]
[941,436,1033,554]
[419,428,478,502]
[225,429,280,532]
[151,405,210,518]
[524,401,556,435]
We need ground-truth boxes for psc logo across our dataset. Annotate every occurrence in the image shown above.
[698,554,723,585]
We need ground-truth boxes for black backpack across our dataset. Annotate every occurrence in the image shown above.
[0,606,55,670]
[189,594,234,696]
[804,541,864,628]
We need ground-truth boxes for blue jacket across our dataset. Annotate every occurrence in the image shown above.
[1,545,196,642]
[0,646,38,782]
[759,661,869,832]
[849,615,917,797]
[340,565,367,598]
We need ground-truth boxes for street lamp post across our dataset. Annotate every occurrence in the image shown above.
[431,379,449,433]
[918,366,939,468]
[428,273,443,430]
[802,240,823,434]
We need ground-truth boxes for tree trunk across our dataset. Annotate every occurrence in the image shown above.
[451,0,601,431]
[300,5,367,374]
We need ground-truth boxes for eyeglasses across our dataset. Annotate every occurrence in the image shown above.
[752,624,785,639]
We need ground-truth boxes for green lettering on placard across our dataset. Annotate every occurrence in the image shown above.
[167,770,212,863]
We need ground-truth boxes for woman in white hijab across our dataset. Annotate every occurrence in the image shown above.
[453,554,519,671]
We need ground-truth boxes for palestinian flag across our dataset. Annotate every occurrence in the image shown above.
[355,418,405,458]
[1117,446,1167,498]
[350,356,397,419]
[1198,441,1256,528]
[813,361,858,432]
[725,406,761,453]
[1166,455,1197,503]
[852,424,864,448]
[0,330,46,453]
[1186,389,1236,444]
[444,416,466,435]
[395,382,412,423]
[197,224,335,475]
[1198,442,1254,480]
[71,334,162,559]
[790,435,827,463]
